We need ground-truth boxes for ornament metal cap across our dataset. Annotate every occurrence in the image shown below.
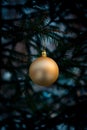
[42,50,47,57]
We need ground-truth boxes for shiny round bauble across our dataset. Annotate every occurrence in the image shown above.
[29,51,59,86]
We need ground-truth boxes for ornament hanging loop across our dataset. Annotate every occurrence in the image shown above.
[42,40,46,50]
[42,40,47,57]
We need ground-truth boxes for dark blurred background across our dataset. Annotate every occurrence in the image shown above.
[1,0,87,129]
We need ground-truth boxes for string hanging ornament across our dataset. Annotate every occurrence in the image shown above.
[29,42,59,86]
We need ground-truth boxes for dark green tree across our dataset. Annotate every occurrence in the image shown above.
[1,0,87,129]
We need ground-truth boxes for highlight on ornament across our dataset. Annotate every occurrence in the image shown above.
[29,50,59,86]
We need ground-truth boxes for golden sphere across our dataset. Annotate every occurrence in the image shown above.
[29,52,59,86]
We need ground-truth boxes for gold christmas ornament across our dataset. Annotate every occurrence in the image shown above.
[29,50,59,86]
